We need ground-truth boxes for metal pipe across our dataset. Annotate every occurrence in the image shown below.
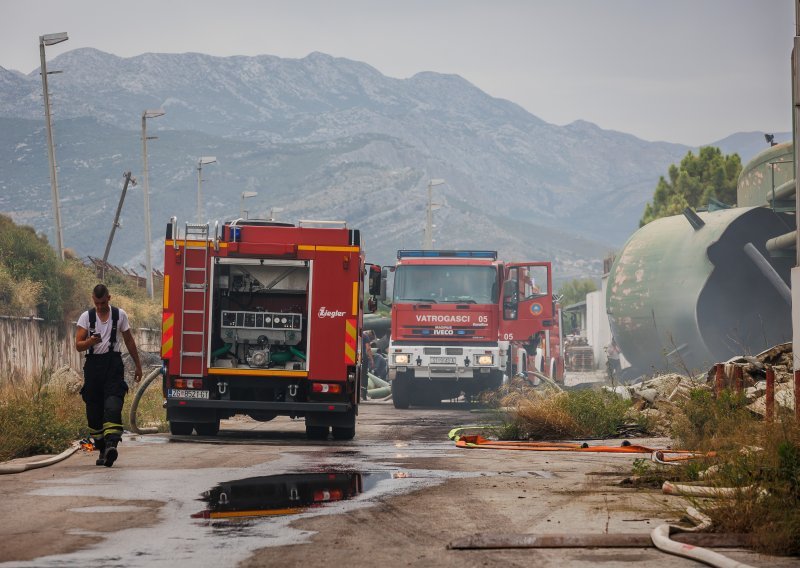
[743,242,792,305]
[796,369,800,420]
[447,532,752,550]
[765,178,796,203]
[766,229,797,253]
[734,365,744,394]
[766,366,775,423]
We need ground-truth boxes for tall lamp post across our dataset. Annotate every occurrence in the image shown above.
[39,32,69,260]
[240,191,257,219]
[423,178,444,249]
[196,156,216,222]
[141,109,165,298]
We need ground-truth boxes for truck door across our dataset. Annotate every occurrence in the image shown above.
[498,262,554,343]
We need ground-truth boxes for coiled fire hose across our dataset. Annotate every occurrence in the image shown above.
[129,365,164,434]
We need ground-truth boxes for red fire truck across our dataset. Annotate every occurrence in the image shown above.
[380,250,559,408]
[161,218,378,440]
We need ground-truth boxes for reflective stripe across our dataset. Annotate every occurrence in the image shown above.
[162,275,170,309]
[345,318,357,365]
[162,313,174,358]
[103,422,123,436]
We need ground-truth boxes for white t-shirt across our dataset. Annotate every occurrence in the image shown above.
[76,307,131,354]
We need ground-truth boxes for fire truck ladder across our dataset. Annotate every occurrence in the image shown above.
[179,223,210,377]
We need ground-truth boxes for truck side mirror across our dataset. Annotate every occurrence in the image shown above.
[368,264,382,296]
[379,266,390,301]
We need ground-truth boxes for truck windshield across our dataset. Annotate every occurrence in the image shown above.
[393,265,498,304]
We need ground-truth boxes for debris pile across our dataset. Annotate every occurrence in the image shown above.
[605,343,795,431]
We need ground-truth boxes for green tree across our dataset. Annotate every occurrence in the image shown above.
[557,278,597,307]
[640,146,741,226]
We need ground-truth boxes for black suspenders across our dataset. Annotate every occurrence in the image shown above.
[87,307,120,355]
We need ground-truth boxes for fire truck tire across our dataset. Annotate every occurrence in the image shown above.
[392,372,411,409]
[332,425,356,441]
[169,421,194,435]
[305,423,330,440]
[195,420,220,436]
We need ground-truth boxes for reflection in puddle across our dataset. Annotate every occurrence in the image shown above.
[192,472,392,520]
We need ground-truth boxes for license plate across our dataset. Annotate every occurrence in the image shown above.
[168,389,210,399]
[430,356,456,365]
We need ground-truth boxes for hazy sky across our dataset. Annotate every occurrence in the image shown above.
[1,0,794,146]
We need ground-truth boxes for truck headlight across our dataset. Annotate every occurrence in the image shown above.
[393,353,410,365]
[476,354,494,366]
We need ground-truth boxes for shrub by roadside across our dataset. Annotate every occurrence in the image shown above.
[629,386,800,556]
[488,380,640,440]
[0,369,167,462]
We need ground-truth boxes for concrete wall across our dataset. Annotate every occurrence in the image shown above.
[586,289,610,370]
[0,315,159,386]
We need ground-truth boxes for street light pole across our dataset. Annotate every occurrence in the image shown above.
[240,191,257,219]
[141,109,165,298]
[424,179,444,249]
[39,32,68,260]
[196,156,217,223]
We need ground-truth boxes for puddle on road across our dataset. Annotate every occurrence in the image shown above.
[11,449,468,568]
[191,471,392,522]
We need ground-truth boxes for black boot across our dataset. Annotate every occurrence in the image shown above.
[103,440,118,468]
[94,438,106,466]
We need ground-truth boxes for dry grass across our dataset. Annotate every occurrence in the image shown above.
[669,388,800,556]
[0,370,86,461]
[0,368,168,462]
[489,380,634,440]
[123,381,168,432]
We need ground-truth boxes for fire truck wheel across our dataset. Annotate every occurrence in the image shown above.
[332,425,355,440]
[194,420,220,436]
[392,372,411,409]
[169,421,194,435]
[305,423,330,440]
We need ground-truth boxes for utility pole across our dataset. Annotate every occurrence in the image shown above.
[39,32,69,260]
[102,171,136,272]
[423,179,444,249]
[792,0,800,418]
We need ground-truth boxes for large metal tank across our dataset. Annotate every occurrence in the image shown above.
[607,206,794,374]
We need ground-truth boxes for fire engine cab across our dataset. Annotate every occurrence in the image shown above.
[161,218,378,440]
[381,250,557,408]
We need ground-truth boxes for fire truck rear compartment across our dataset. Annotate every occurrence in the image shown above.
[211,261,309,371]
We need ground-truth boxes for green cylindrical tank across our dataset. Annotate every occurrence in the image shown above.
[737,142,794,207]
[607,206,794,374]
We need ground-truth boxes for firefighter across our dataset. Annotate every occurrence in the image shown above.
[75,284,143,467]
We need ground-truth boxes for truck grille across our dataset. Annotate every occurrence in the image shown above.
[445,348,463,355]
[423,347,442,355]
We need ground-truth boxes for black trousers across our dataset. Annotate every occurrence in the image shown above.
[81,352,128,443]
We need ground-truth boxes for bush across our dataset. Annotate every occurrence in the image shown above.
[0,376,86,461]
[493,383,634,440]
[663,387,800,555]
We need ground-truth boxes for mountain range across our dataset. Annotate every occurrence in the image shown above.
[0,48,789,282]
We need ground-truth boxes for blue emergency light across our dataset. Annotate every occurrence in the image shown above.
[397,250,497,260]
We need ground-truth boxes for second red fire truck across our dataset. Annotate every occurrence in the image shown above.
[380,250,560,408]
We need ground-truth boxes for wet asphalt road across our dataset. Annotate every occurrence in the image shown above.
[0,401,481,567]
[2,399,797,568]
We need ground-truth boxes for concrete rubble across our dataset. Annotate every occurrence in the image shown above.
[604,343,796,429]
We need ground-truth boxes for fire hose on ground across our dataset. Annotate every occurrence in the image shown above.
[448,428,755,567]
[0,443,80,475]
[128,365,164,434]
